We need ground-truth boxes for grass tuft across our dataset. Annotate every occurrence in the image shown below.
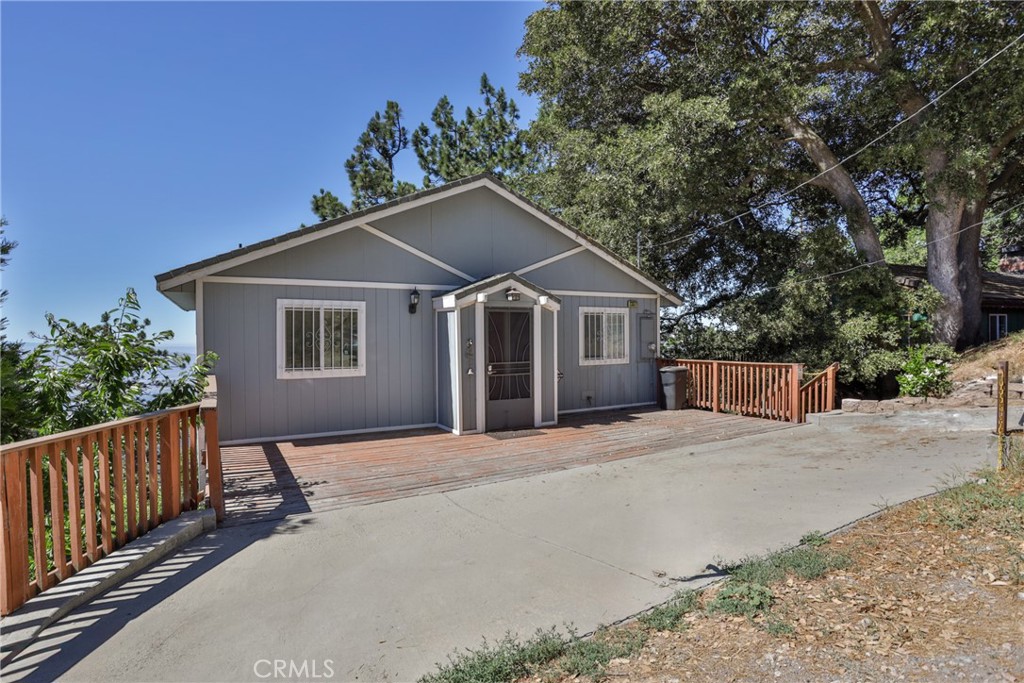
[420,628,566,683]
[560,628,647,679]
[726,545,851,585]
[638,590,697,631]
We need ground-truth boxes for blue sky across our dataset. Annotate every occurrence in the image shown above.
[2,1,541,350]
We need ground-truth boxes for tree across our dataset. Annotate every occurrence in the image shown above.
[29,289,217,435]
[0,218,39,443]
[310,188,348,222]
[519,1,1024,348]
[412,74,531,187]
[343,100,418,210]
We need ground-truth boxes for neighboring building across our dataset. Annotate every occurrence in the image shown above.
[890,263,1024,342]
[156,174,682,444]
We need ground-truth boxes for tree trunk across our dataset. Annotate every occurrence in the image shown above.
[956,198,986,349]
[923,148,967,347]
[782,117,886,263]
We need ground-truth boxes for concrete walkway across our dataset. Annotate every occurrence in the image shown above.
[3,412,995,683]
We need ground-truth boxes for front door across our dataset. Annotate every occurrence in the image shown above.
[486,309,533,430]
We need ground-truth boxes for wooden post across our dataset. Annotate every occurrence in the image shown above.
[791,364,803,423]
[826,363,838,410]
[997,360,1008,471]
[711,361,720,413]
[202,407,225,523]
[159,415,173,522]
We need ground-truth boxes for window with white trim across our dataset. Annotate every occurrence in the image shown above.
[579,307,629,365]
[989,313,1009,341]
[277,299,366,379]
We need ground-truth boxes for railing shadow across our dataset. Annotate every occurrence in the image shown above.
[2,441,314,681]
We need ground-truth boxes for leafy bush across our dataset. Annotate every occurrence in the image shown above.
[897,344,955,397]
[706,582,773,616]
[29,288,217,435]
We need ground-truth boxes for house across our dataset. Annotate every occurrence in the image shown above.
[890,263,1024,341]
[156,174,682,444]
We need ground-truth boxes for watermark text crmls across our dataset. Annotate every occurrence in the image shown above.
[253,659,335,679]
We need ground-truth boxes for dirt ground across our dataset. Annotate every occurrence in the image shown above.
[540,473,1024,683]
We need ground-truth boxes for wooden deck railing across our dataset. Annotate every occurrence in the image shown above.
[0,377,223,616]
[799,363,839,421]
[662,359,804,422]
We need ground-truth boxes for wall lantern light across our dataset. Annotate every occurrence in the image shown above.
[505,287,521,302]
[409,288,420,314]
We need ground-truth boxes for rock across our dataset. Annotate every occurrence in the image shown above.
[1017,591,1024,601]
[858,400,879,414]
[841,398,862,412]
[877,400,899,413]
[898,396,924,405]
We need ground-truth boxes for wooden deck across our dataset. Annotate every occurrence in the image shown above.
[219,408,795,526]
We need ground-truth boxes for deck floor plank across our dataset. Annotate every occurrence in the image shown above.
[219,408,794,526]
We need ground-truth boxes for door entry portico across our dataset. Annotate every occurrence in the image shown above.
[486,309,533,430]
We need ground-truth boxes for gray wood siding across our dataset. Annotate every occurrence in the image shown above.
[220,227,463,286]
[556,295,658,412]
[369,188,580,279]
[541,308,555,423]
[459,306,477,432]
[527,249,654,294]
[436,312,454,429]
[204,281,435,442]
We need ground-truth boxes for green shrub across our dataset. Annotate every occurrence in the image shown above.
[706,582,773,616]
[800,530,829,548]
[896,344,955,397]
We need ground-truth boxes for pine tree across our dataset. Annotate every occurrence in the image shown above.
[343,101,417,210]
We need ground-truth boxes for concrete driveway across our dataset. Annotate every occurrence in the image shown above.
[4,411,995,682]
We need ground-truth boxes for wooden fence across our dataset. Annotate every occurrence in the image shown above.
[661,360,839,423]
[0,378,223,616]
[799,363,839,422]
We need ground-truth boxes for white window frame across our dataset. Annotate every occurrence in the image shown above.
[579,306,630,366]
[989,313,1009,341]
[277,298,366,379]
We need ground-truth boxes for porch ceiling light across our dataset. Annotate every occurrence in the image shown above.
[505,287,521,302]
[409,288,420,314]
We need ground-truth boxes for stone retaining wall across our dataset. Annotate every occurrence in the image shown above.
[841,396,998,413]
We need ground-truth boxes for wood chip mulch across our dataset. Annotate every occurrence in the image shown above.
[545,475,1024,683]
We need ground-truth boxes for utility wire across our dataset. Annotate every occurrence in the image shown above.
[676,198,1024,316]
[659,30,1024,249]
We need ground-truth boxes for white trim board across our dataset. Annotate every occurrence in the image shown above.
[359,223,475,282]
[220,422,441,446]
[205,275,456,291]
[550,290,659,300]
[156,178,491,291]
[559,402,656,415]
[157,177,682,305]
[515,246,587,276]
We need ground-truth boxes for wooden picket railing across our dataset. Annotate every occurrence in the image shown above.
[799,363,840,422]
[661,359,838,423]
[0,377,223,616]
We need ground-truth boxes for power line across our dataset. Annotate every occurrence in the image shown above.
[677,198,1024,316]
[659,29,1024,249]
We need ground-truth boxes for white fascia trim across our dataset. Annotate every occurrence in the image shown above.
[157,178,491,291]
[196,278,205,355]
[205,275,457,291]
[484,184,683,306]
[220,422,441,446]
[515,246,587,276]
[359,222,475,282]
[450,282,561,312]
[559,402,656,415]
[551,290,659,300]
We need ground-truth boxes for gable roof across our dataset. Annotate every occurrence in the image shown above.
[154,173,683,306]
[434,272,562,310]
[890,264,1024,307]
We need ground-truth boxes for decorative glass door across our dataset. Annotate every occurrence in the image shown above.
[486,309,533,430]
